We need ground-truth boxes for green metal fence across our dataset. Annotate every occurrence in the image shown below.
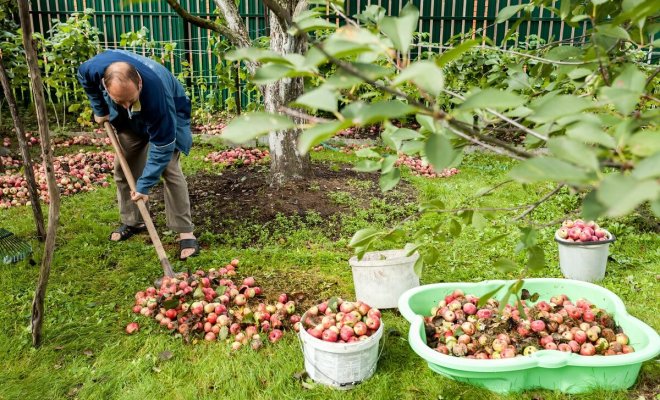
[28,0,590,111]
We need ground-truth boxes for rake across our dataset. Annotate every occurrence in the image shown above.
[0,228,33,264]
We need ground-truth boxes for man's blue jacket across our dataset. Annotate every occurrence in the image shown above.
[77,50,192,195]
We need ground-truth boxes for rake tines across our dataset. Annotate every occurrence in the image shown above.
[0,228,33,264]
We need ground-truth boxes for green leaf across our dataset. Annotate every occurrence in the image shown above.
[566,122,616,148]
[290,17,337,34]
[342,100,417,125]
[381,155,398,174]
[518,227,538,249]
[322,39,373,59]
[225,48,287,64]
[472,212,488,230]
[425,134,459,171]
[419,198,446,212]
[596,173,660,217]
[416,114,439,133]
[215,285,227,296]
[293,87,338,112]
[529,94,592,123]
[460,89,525,110]
[651,198,660,218]
[380,3,419,54]
[401,140,425,155]
[477,284,505,307]
[582,191,607,220]
[349,228,382,248]
[494,258,517,273]
[509,157,590,184]
[567,68,593,80]
[632,152,660,180]
[515,295,527,319]
[382,227,405,242]
[413,255,424,277]
[526,246,545,271]
[600,65,646,115]
[484,233,509,246]
[379,168,401,192]
[386,128,423,151]
[627,131,660,157]
[548,137,599,171]
[297,121,351,155]
[458,210,474,225]
[222,112,294,144]
[355,148,381,158]
[327,297,340,313]
[449,219,462,236]
[435,39,479,68]
[252,64,293,85]
[162,297,179,310]
[354,159,381,172]
[392,61,444,97]
[193,287,204,300]
[325,63,392,90]
[218,326,229,341]
[560,0,571,19]
[496,4,526,23]
[595,24,631,40]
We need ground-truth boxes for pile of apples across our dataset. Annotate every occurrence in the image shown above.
[3,132,111,149]
[193,122,226,135]
[397,154,460,178]
[425,289,634,359]
[54,135,111,148]
[300,299,382,343]
[556,219,611,243]
[204,147,270,167]
[337,126,381,139]
[0,150,114,209]
[127,260,302,350]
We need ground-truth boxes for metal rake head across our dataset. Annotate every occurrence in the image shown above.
[0,228,33,264]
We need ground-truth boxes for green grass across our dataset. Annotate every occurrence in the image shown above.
[0,145,658,400]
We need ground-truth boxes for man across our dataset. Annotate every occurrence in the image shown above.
[77,49,199,260]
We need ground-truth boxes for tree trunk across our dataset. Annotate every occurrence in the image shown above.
[0,53,46,241]
[169,0,311,184]
[265,4,310,185]
[17,0,61,347]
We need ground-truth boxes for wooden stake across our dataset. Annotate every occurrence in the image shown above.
[0,52,46,241]
[18,0,61,347]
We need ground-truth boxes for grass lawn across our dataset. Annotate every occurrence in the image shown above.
[0,138,658,400]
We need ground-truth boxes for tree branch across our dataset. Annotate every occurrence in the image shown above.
[279,106,331,123]
[513,184,565,221]
[262,0,292,29]
[645,66,660,89]
[212,0,252,48]
[441,88,549,142]
[164,0,234,39]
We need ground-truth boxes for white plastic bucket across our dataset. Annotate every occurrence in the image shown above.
[349,250,420,309]
[555,230,615,282]
[298,321,383,389]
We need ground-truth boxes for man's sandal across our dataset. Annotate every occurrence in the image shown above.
[109,224,146,242]
[179,238,200,260]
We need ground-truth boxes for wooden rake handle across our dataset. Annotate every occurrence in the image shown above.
[103,122,174,278]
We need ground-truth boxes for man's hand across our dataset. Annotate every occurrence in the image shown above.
[130,191,149,203]
[94,114,110,124]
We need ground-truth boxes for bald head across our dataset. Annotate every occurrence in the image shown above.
[103,62,141,109]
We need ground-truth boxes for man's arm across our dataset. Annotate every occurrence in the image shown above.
[134,90,177,195]
[76,61,110,119]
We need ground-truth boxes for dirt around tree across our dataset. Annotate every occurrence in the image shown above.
[150,162,417,244]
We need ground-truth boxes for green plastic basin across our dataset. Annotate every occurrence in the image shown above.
[398,278,660,394]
